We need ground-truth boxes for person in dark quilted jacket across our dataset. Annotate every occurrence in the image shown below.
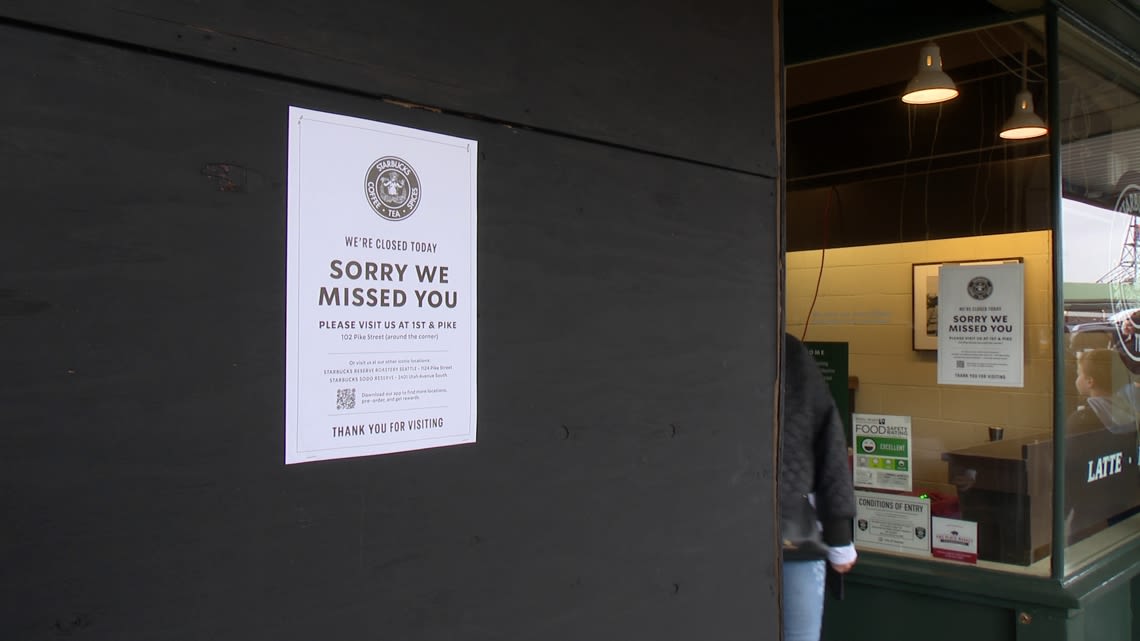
[780,333,857,641]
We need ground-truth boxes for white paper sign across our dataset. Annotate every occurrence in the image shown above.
[285,107,477,464]
[931,516,978,564]
[852,413,912,492]
[937,262,1024,387]
[854,491,931,555]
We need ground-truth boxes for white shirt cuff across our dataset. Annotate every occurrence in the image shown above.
[827,543,857,566]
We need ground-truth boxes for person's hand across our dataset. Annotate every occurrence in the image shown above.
[829,560,855,574]
[826,543,856,572]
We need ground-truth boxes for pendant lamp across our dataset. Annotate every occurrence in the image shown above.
[901,42,959,105]
[1000,46,1047,140]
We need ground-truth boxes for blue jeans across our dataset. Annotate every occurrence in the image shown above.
[783,559,826,641]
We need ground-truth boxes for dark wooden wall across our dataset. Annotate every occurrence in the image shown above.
[0,2,781,639]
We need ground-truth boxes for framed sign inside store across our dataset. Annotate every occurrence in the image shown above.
[911,258,1023,351]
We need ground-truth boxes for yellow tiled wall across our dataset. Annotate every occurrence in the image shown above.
[787,231,1054,485]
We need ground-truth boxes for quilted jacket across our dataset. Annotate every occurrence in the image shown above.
[781,333,857,560]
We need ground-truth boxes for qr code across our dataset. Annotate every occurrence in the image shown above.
[956,360,965,368]
[336,388,356,410]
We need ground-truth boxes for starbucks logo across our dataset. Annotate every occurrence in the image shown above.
[365,156,421,221]
[967,276,993,300]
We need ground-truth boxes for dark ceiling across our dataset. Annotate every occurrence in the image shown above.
[784,0,1140,67]
[783,0,1016,65]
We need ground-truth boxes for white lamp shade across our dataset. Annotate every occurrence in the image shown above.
[902,43,959,105]
[1000,89,1047,140]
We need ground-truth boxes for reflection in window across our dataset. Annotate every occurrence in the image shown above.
[1060,19,1140,573]
[786,18,1055,575]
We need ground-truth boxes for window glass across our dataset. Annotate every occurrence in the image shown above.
[1058,19,1140,574]
[786,18,1052,574]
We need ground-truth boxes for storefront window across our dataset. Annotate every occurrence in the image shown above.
[1058,18,1140,574]
[786,18,1055,574]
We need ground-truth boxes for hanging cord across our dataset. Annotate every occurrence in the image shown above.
[974,30,1047,84]
[978,95,998,231]
[899,105,916,240]
[923,104,944,240]
[1002,109,1010,228]
[1019,43,1031,92]
[972,80,986,235]
[802,187,838,340]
